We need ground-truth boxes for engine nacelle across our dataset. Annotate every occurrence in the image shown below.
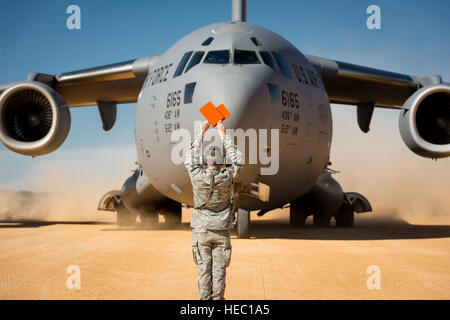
[0,81,71,156]
[399,84,450,158]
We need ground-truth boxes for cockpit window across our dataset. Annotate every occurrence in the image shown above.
[204,50,230,64]
[173,51,193,78]
[185,51,205,73]
[234,50,261,64]
[259,51,276,70]
[202,37,214,46]
[272,52,291,78]
[251,37,263,46]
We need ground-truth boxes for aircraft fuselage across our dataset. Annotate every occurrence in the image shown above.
[134,21,332,210]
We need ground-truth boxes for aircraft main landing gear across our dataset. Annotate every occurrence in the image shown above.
[140,213,158,228]
[289,199,307,227]
[163,202,182,226]
[335,202,355,228]
[313,215,331,227]
[116,204,137,226]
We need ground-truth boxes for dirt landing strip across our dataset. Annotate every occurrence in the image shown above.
[0,209,449,299]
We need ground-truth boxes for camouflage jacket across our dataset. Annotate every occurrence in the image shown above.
[185,133,242,230]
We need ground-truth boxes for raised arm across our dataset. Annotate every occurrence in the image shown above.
[223,134,243,179]
[184,133,203,178]
[184,120,210,178]
[217,120,243,179]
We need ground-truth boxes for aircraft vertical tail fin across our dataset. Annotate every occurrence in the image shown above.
[232,0,247,22]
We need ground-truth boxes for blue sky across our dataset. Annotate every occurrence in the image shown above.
[0,0,449,198]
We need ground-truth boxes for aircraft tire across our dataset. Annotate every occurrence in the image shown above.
[290,200,307,227]
[116,204,137,226]
[335,202,354,228]
[140,213,158,228]
[164,203,182,226]
[237,208,250,239]
[313,215,331,227]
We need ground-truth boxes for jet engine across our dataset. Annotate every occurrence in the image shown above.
[0,81,71,156]
[399,84,450,158]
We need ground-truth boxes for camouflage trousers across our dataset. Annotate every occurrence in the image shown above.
[192,229,232,300]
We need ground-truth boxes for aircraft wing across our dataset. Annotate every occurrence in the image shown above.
[0,55,161,156]
[306,54,449,157]
[305,54,444,109]
[0,54,161,107]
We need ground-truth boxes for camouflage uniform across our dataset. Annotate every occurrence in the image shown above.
[185,133,242,300]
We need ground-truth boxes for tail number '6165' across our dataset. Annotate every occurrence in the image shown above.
[281,90,299,108]
[167,90,182,108]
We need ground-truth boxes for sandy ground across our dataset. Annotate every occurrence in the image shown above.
[0,208,449,300]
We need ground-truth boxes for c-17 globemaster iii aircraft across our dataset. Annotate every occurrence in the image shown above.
[0,0,448,238]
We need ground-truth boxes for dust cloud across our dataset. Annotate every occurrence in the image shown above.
[0,146,136,221]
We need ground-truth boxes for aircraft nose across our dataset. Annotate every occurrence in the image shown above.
[196,73,268,130]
